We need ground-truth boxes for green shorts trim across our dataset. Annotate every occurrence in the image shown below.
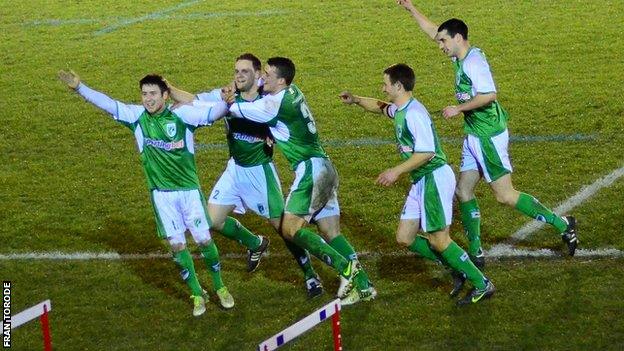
[285,159,313,215]
[423,172,447,233]
[263,163,285,218]
[479,136,510,182]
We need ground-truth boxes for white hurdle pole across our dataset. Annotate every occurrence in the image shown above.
[258,298,342,351]
[11,300,53,351]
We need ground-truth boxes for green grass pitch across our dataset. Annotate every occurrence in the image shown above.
[2,1,624,350]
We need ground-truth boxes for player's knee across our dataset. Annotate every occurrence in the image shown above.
[494,191,515,206]
[318,228,339,242]
[170,242,186,252]
[210,218,225,231]
[281,221,298,239]
[196,239,213,248]
[396,235,412,248]
[455,185,473,202]
[281,215,303,237]
[427,232,451,252]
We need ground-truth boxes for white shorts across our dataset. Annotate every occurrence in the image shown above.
[401,164,456,233]
[460,129,513,183]
[208,158,284,219]
[285,157,341,223]
[150,189,211,245]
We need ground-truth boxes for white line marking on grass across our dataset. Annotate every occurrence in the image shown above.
[24,10,289,29]
[1,248,622,261]
[511,164,624,241]
[94,0,201,35]
[487,244,624,258]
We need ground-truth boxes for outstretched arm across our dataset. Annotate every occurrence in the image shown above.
[58,69,143,123]
[339,91,392,116]
[396,0,438,40]
[58,70,117,115]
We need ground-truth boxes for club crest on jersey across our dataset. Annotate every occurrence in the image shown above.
[166,123,176,137]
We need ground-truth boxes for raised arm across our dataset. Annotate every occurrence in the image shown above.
[58,70,117,116]
[339,91,392,117]
[165,81,196,104]
[396,0,438,40]
[58,69,143,123]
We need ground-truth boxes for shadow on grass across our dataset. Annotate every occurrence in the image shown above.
[84,217,187,301]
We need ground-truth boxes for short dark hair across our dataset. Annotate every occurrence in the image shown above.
[236,53,262,71]
[383,64,415,92]
[438,18,468,40]
[267,57,296,85]
[139,74,169,94]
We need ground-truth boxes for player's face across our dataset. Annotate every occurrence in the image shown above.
[262,65,283,94]
[141,84,168,114]
[436,30,460,58]
[234,59,259,93]
[382,74,399,102]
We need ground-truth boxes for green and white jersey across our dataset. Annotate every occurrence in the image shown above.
[229,84,327,170]
[387,98,447,183]
[76,83,228,191]
[197,89,272,167]
[453,47,509,137]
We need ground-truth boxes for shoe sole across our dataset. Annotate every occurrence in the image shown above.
[219,303,235,310]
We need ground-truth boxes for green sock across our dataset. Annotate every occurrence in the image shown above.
[329,234,371,289]
[172,249,203,296]
[282,236,316,279]
[407,236,440,262]
[293,229,349,274]
[221,217,262,250]
[515,193,567,233]
[440,241,486,290]
[199,242,224,291]
[460,199,482,256]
